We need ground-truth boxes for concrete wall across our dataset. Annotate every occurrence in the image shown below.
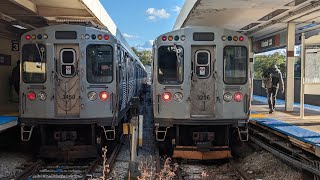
[253,78,320,106]
[0,37,19,105]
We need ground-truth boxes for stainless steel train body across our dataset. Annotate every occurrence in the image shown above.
[19,24,146,158]
[152,26,251,159]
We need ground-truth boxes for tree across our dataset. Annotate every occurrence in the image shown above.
[254,52,286,79]
[131,47,152,66]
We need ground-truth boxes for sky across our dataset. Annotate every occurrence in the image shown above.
[101,0,185,51]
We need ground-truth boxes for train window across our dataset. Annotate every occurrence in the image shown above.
[195,50,210,78]
[22,44,46,83]
[223,46,248,84]
[196,51,209,65]
[60,49,76,77]
[158,45,184,84]
[86,44,113,83]
[62,51,74,63]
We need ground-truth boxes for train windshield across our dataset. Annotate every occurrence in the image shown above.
[22,44,46,83]
[86,45,113,83]
[158,45,184,84]
[223,46,248,84]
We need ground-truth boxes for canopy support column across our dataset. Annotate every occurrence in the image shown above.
[285,22,295,112]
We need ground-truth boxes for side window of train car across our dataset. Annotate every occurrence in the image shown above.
[86,45,113,83]
[60,49,76,77]
[223,46,248,84]
[22,44,46,83]
[195,50,211,78]
[158,45,184,84]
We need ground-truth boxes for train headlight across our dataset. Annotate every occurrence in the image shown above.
[162,92,172,102]
[99,91,109,101]
[27,91,36,101]
[223,92,233,102]
[234,92,243,102]
[88,91,97,101]
[173,92,183,102]
[38,91,47,101]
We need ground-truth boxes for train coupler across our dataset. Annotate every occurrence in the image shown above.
[193,132,215,152]
[101,126,116,140]
[155,125,169,141]
[237,126,249,141]
[20,125,34,141]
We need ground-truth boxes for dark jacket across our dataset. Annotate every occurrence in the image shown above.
[269,67,284,91]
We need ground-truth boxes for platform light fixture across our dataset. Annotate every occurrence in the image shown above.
[11,21,27,30]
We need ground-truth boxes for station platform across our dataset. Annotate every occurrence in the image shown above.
[250,95,320,157]
[0,103,18,133]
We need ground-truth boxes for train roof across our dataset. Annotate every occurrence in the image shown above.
[22,24,144,69]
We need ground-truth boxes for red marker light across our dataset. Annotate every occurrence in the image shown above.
[25,35,31,40]
[27,91,36,101]
[99,91,109,101]
[234,92,243,102]
[162,36,167,41]
[104,35,109,40]
[162,92,172,102]
[239,36,245,41]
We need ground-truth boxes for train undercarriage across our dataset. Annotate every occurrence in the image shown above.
[20,123,122,159]
[155,122,248,160]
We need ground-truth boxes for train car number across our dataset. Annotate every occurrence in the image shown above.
[197,95,210,101]
[63,95,76,100]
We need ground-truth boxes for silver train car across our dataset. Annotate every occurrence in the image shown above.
[152,26,251,159]
[19,24,147,158]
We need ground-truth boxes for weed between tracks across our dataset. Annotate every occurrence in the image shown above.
[96,148,179,180]
[138,156,178,180]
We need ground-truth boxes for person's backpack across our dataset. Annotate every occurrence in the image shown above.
[262,69,272,89]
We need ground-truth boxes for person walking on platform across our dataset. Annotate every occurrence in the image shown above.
[262,64,284,114]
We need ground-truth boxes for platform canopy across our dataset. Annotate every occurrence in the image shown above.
[0,0,117,37]
[174,0,320,44]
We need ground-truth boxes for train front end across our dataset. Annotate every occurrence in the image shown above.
[19,25,118,158]
[152,27,251,159]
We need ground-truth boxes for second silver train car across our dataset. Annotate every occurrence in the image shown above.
[19,24,146,158]
[152,26,251,159]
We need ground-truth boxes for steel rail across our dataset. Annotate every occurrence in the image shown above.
[250,136,320,176]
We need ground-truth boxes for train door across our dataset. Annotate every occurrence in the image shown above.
[55,44,80,117]
[190,46,215,117]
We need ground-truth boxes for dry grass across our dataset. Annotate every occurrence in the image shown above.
[138,156,178,180]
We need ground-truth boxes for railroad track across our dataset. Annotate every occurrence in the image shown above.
[14,136,124,180]
[14,158,100,180]
[249,122,320,178]
[164,158,249,180]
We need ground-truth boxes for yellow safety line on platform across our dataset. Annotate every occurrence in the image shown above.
[3,112,18,116]
[250,113,267,119]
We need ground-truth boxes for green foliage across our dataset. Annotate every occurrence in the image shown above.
[132,47,152,66]
[254,52,286,79]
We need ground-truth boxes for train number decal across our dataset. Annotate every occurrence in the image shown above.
[63,95,76,100]
[197,94,210,101]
